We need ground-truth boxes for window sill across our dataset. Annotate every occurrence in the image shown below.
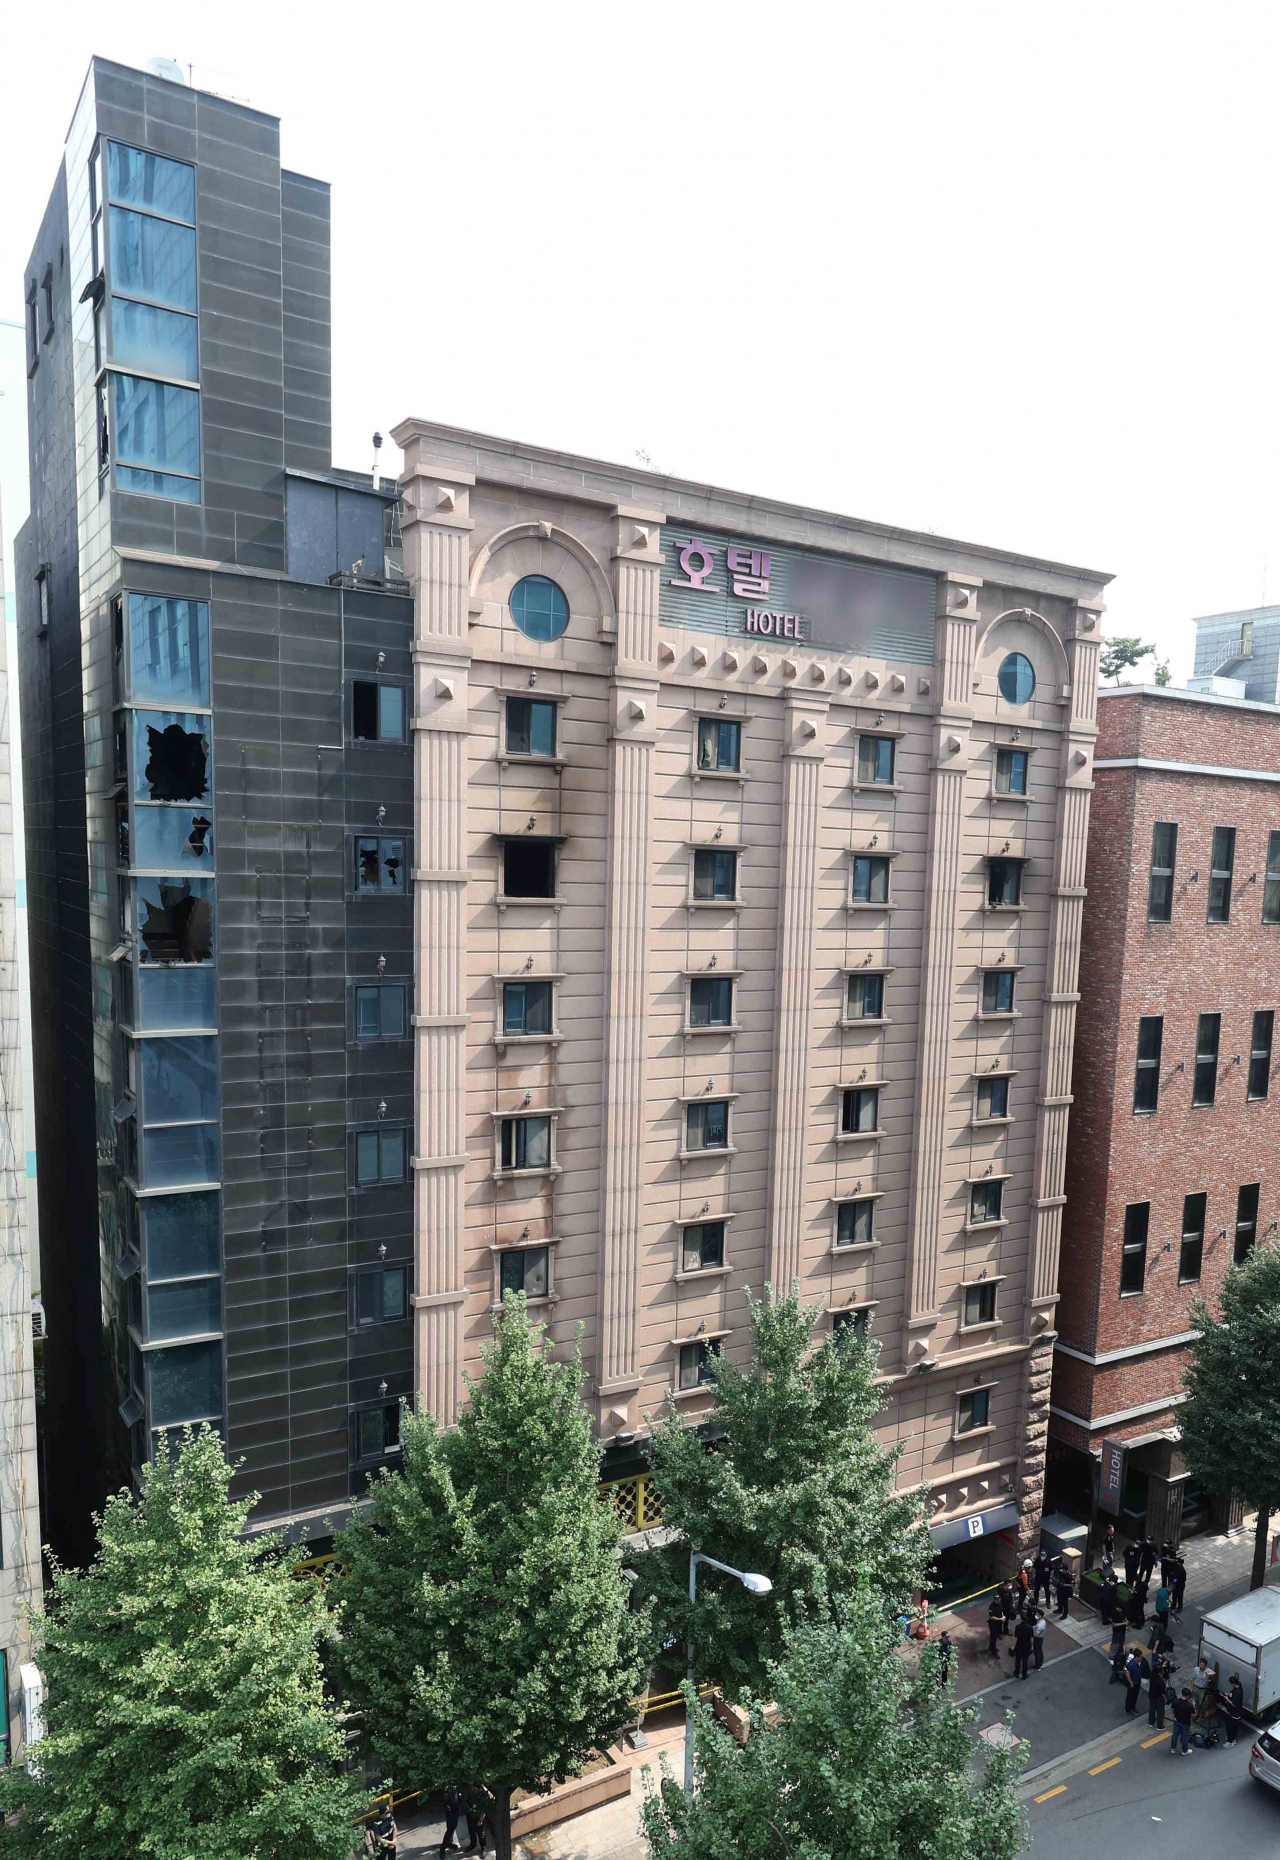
[498,754,567,771]
[685,897,742,912]
[983,903,1027,915]
[958,1320,1001,1335]
[989,790,1032,804]
[690,767,746,784]
[953,1425,997,1443]
[839,1016,892,1030]
[846,901,894,914]
[835,1128,885,1145]
[492,1031,564,1050]
[829,1240,880,1258]
[674,1264,732,1284]
[678,1146,738,1164]
[850,781,904,794]
[969,1115,1016,1129]
[496,895,567,912]
[490,1293,560,1314]
[964,1218,1009,1233]
[490,1164,563,1183]
[682,1022,741,1039]
[1119,1288,1146,1299]
[976,1011,1022,1023]
[669,1383,716,1401]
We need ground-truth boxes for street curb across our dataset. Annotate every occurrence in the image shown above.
[1017,1716,1161,1795]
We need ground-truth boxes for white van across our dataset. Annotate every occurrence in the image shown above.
[1198,1588,1280,1716]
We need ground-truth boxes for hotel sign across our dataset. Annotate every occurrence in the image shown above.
[658,526,937,665]
[1098,1437,1127,1516]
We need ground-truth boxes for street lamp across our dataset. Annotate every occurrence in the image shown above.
[684,1552,773,1798]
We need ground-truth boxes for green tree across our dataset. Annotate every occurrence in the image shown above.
[1099,635,1157,684]
[640,1592,1025,1860]
[1,1426,363,1860]
[1154,659,1173,686]
[338,1295,648,1860]
[639,1286,932,1702]
[1180,1244,1280,1590]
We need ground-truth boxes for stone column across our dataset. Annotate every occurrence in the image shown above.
[594,508,663,1436]
[1146,1474,1187,1549]
[765,692,829,1292]
[902,574,981,1361]
[1012,1340,1056,1567]
[397,442,475,1427]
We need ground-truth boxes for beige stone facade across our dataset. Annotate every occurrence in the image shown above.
[394,417,1108,1573]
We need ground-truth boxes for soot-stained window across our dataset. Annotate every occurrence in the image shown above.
[133,711,210,802]
[134,878,214,963]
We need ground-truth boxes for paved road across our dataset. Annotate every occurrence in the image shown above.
[1025,1725,1280,1855]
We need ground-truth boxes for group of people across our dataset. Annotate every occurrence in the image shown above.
[985,1545,1072,1678]
[439,1787,493,1857]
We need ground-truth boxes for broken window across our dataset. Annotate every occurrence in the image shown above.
[133,806,213,868]
[132,711,210,803]
[502,838,556,899]
[133,877,214,964]
[115,797,131,866]
[354,836,405,892]
[352,681,406,742]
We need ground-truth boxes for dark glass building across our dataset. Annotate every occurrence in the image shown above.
[17,58,413,1562]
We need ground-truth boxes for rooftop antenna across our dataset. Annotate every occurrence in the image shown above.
[372,431,383,484]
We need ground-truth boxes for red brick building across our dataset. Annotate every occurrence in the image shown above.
[1050,683,1280,1541]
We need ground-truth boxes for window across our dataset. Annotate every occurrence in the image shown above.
[1179,1192,1207,1284]
[25,279,38,370]
[970,1180,1004,1224]
[963,1282,997,1326]
[107,142,196,222]
[986,858,1023,907]
[1235,1183,1260,1265]
[36,566,50,635]
[851,856,890,904]
[109,208,197,311]
[1208,826,1236,923]
[149,1338,222,1428]
[355,1266,408,1324]
[502,838,556,899]
[509,574,569,641]
[1193,1012,1220,1107]
[697,717,742,771]
[132,710,210,803]
[841,1086,879,1134]
[506,696,557,757]
[354,1400,401,1462]
[982,969,1015,1015]
[995,748,1028,795]
[355,836,405,892]
[147,1277,221,1341]
[499,1247,549,1298]
[133,876,214,965]
[41,265,54,342]
[682,1220,725,1271]
[109,374,201,500]
[685,1099,729,1151]
[355,984,407,1040]
[352,682,406,742]
[503,980,554,1036]
[997,653,1035,704]
[112,299,198,379]
[355,1126,407,1185]
[976,1076,1009,1120]
[836,1199,874,1247]
[500,1115,552,1172]
[1120,1202,1149,1294]
[846,972,884,1019]
[1249,1010,1274,1101]
[1133,1015,1163,1113]
[689,977,733,1027]
[1148,822,1178,922]
[857,735,895,784]
[693,849,737,900]
[138,1034,218,1126]
[1264,832,1280,924]
[126,595,208,706]
[678,1339,719,1389]
[957,1388,991,1433]
[833,1307,870,1341]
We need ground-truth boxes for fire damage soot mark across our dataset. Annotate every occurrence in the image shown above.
[144,723,209,802]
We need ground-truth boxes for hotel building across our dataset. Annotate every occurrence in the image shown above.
[395,419,1109,1576]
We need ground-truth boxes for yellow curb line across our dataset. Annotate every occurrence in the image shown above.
[1034,1785,1067,1802]
[1089,1757,1122,1774]
[1142,1734,1165,1748]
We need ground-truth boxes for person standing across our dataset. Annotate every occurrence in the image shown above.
[1170,1687,1195,1755]
[1223,1673,1245,1746]
[1099,1572,1118,1625]
[1159,1540,1176,1585]
[1013,1612,1035,1681]
[1102,1520,1116,1564]
[1108,1618,1129,1679]
[1123,1649,1145,1717]
[1149,1581,1171,1645]
[440,1788,472,1856]
[937,1629,954,1688]
[1126,1585,1145,1631]
[1192,1656,1216,1725]
[987,1591,1005,1658]
[998,1578,1016,1636]
[1055,1565,1074,1619]
[1171,1555,1187,1616]
[1015,1561,1031,1611]
[1033,1544,1054,1605]
[368,1802,398,1860]
[1139,1535,1158,1583]
[1032,1610,1047,1671]
[1148,1659,1169,1729]
[1124,1539,1140,1588]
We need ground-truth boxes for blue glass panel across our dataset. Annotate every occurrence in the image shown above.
[133,806,214,869]
[133,877,214,964]
[510,575,569,641]
[997,652,1036,705]
[149,1340,222,1427]
[139,1035,219,1125]
[127,596,208,706]
[107,144,196,223]
[109,211,196,310]
[137,966,217,1030]
[131,712,211,804]
[142,1121,220,1189]
[147,1278,221,1341]
[112,298,198,381]
[111,374,200,476]
[143,1192,220,1279]
[115,466,201,503]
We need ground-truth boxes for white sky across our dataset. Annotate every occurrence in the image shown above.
[5,2,1280,680]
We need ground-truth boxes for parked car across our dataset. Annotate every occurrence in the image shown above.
[1249,1727,1280,1797]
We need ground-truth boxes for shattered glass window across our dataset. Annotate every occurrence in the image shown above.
[355,836,405,892]
[132,877,214,964]
[132,711,210,803]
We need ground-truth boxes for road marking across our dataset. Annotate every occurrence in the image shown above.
[1142,1733,1165,1748]
[1034,1785,1067,1803]
[1088,1757,1122,1774]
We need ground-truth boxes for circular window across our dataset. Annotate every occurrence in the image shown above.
[509,574,569,642]
[997,652,1036,705]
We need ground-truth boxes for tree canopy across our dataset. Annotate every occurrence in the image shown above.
[1099,636,1157,684]
[1181,1243,1280,1588]
[338,1295,648,1860]
[639,1286,932,1702]
[640,1592,1026,1860]
[1,1425,362,1860]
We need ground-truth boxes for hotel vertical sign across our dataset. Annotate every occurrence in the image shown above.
[1098,1437,1127,1516]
